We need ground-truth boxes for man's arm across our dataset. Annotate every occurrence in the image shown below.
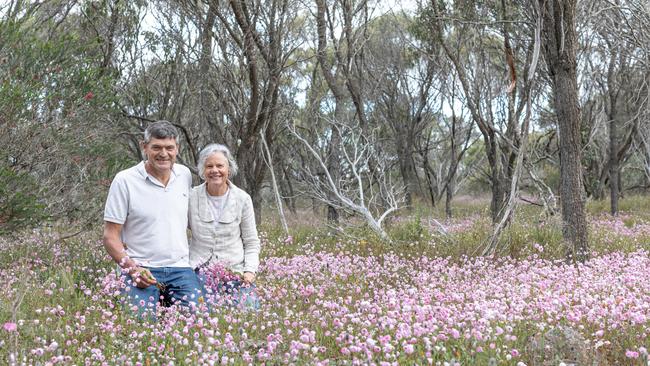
[103,221,156,288]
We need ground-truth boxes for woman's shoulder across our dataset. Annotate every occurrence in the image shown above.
[228,182,251,201]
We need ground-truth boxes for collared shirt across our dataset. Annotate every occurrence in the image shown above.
[104,161,192,267]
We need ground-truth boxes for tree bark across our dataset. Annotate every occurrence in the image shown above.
[445,114,458,218]
[540,0,589,262]
[326,120,341,224]
[609,110,619,216]
[281,164,297,215]
[395,128,421,207]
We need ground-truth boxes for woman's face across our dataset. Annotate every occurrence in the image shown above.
[204,152,229,188]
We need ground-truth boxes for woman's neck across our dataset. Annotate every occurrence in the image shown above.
[207,182,228,196]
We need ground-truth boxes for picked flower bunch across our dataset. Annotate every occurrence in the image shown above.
[198,261,241,292]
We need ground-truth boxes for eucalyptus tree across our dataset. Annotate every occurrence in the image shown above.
[362,12,466,209]
[578,0,648,214]
[419,0,540,224]
[537,0,589,261]
[117,0,305,222]
[628,1,650,192]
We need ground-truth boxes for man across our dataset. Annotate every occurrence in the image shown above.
[103,120,203,317]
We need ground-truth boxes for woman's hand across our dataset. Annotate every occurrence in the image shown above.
[243,272,255,284]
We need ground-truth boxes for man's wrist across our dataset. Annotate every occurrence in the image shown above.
[117,255,137,271]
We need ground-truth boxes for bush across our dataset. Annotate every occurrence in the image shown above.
[0,166,47,234]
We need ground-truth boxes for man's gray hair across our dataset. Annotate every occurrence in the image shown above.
[197,143,239,180]
[144,120,180,144]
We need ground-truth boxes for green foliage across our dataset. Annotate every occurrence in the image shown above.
[0,8,129,224]
[462,141,492,194]
[0,166,47,234]
[388,212,432,243]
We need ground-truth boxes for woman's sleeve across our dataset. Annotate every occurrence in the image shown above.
[240,194,261,273]
[187,189,195,241]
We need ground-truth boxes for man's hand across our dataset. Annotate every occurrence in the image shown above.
[243,272,255,285]
[104,222,156,288]
[129,267,157,289]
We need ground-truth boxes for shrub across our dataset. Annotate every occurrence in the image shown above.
[0,166,47,234]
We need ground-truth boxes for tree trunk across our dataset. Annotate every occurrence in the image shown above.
[422,132,439,207]
[540,0,589,262]
[236,145,264,225]
[445,179,453,219]
[431,1,508,224]
[604,47,620,216]
[198,2,217,166]
[281,165,297,215]
[396,131,421,208]
[445,114,458,218]
[326,118,341,224]
[486,134,506,223]
[609,114,619,215]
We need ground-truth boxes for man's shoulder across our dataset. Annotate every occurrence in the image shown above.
[173,163,192,179]
[112,163,144,184]
[173,163,191,173]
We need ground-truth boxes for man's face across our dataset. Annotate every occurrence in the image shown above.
[142,137,178,174]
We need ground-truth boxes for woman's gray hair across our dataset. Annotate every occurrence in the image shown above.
[144,120,180,144]
[197,143,239,180]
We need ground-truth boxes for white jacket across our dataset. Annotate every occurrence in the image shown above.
[188,182,261,273]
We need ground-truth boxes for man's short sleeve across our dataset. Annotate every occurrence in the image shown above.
[104,174,129,224]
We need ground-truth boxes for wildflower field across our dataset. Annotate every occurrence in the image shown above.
[2,198,650,365]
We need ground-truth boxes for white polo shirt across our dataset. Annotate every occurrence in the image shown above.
[104,161,192,267]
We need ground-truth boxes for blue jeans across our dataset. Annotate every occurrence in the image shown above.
[217,280,260,310]
[122,267,205,319]
[196,271,260,310]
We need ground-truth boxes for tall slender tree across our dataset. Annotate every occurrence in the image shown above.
[538,0,589,261]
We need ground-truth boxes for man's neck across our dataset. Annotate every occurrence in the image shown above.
[144,161,172,186]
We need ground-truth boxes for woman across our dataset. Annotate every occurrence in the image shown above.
[189,143,261,309]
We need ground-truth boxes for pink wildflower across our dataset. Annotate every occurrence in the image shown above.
[3,322,17,332]
[511,349,520,357]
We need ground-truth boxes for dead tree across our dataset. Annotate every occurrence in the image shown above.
[288,121,406,241]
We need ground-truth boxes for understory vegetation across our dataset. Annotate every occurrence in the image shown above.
[2,196,650,365]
